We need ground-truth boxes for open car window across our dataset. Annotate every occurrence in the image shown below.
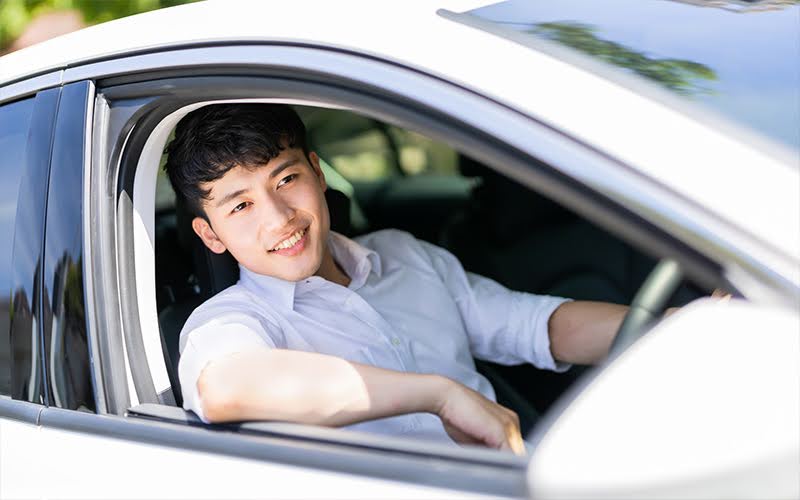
[145,99,709,450]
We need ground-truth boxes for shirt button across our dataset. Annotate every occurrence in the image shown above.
[391,338,401,346]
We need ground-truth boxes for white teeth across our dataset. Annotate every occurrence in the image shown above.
[272,229,305,251]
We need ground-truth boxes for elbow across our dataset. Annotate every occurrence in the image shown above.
[548,331,571,365]
[547,305,571,364]
[196,366,241,423]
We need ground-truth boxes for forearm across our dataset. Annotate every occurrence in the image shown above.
[547,301,628,365]
[197,347,447,424]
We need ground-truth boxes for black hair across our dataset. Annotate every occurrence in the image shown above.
[164,103,309,218]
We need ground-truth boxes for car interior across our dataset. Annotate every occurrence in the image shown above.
[152,104,706,436]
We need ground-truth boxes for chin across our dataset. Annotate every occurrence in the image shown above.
[275,259,322,282]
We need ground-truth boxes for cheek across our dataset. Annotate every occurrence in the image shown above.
[290,183,327,219]
[217,216,259,247]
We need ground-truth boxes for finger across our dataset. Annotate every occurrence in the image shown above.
[510,436,526,456]
[443,423,483,445]
[506,423,526,456]
[498,430,526,456]
[504,408,520,426]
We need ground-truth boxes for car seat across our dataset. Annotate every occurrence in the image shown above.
[439,156,640,412]
[441,155,637,302]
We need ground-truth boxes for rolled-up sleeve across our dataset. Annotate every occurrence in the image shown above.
[178,307,279,423]
[419,240,571,371]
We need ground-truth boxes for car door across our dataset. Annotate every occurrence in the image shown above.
[23,71,527,499]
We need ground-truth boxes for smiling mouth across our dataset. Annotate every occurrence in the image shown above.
[269,228,307,252]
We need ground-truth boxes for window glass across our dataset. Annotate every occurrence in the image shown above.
[461,0,800,152]
[300,107,459,181]
[0,98,35,395]
[389,127,458,176]
[305,109,397,181]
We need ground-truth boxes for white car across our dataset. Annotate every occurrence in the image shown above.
[1,1,798,498]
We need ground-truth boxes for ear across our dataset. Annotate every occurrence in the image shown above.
[308,151,327,192]
[191,217,228,254]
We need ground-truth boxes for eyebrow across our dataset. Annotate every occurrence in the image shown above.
[215,188,249,208]
[268,158,300,179]
[213,158,301,208]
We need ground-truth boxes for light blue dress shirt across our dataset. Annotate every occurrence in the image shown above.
[178,229,569,442]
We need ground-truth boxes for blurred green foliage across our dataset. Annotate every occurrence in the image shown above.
[531,22,718,96]
[1,0,196,51]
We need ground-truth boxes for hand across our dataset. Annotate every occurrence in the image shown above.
[663,289,732,319]
[434,379,526,455]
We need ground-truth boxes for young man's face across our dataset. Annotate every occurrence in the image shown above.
[192,147,331,282]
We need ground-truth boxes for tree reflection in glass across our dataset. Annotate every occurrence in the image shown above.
[530,22,717,96]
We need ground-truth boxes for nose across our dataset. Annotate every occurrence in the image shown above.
[258,193,295,235]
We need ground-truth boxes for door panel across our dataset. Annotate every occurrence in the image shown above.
[36,423,490,499]
[0,416,43,500]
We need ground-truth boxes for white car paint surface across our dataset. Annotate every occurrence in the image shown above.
[0,418,490,500]
[529,299,800,499]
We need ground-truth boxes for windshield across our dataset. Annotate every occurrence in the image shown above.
[460,0,800,153]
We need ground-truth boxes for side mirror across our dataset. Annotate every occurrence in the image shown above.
[528,299,800,499]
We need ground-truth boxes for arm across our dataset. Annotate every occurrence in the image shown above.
[198,347,439,424]
[416,238,568,369]
[547,301,628,365]
[197,347,526,454]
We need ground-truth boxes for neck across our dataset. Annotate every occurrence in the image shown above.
[316,248,351,287]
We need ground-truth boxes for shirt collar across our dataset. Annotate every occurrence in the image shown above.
[327,231,382,289]
[237,231,382,311]
[238,265,297,311]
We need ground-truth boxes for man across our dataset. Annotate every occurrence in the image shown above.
[166,104,630,455]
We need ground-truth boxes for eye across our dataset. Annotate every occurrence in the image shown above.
[231,201,251,214]
[277,173,297,189]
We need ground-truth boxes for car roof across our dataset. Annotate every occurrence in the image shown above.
[2,0,797,275]
[0,0,494,85]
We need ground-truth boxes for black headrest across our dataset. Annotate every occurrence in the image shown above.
[176,188,352,296]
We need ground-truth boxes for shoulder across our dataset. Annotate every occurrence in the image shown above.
[354,229,456,272]
[355,228,418,251]
[180,283,279,339]
[355,229,429,264]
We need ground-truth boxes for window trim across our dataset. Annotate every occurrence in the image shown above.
[0,397,43,424]
[0,71,62,106]
[81,81,108,414]
[85,93,135,416]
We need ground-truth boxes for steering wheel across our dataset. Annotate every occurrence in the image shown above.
[609,258,683,355]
